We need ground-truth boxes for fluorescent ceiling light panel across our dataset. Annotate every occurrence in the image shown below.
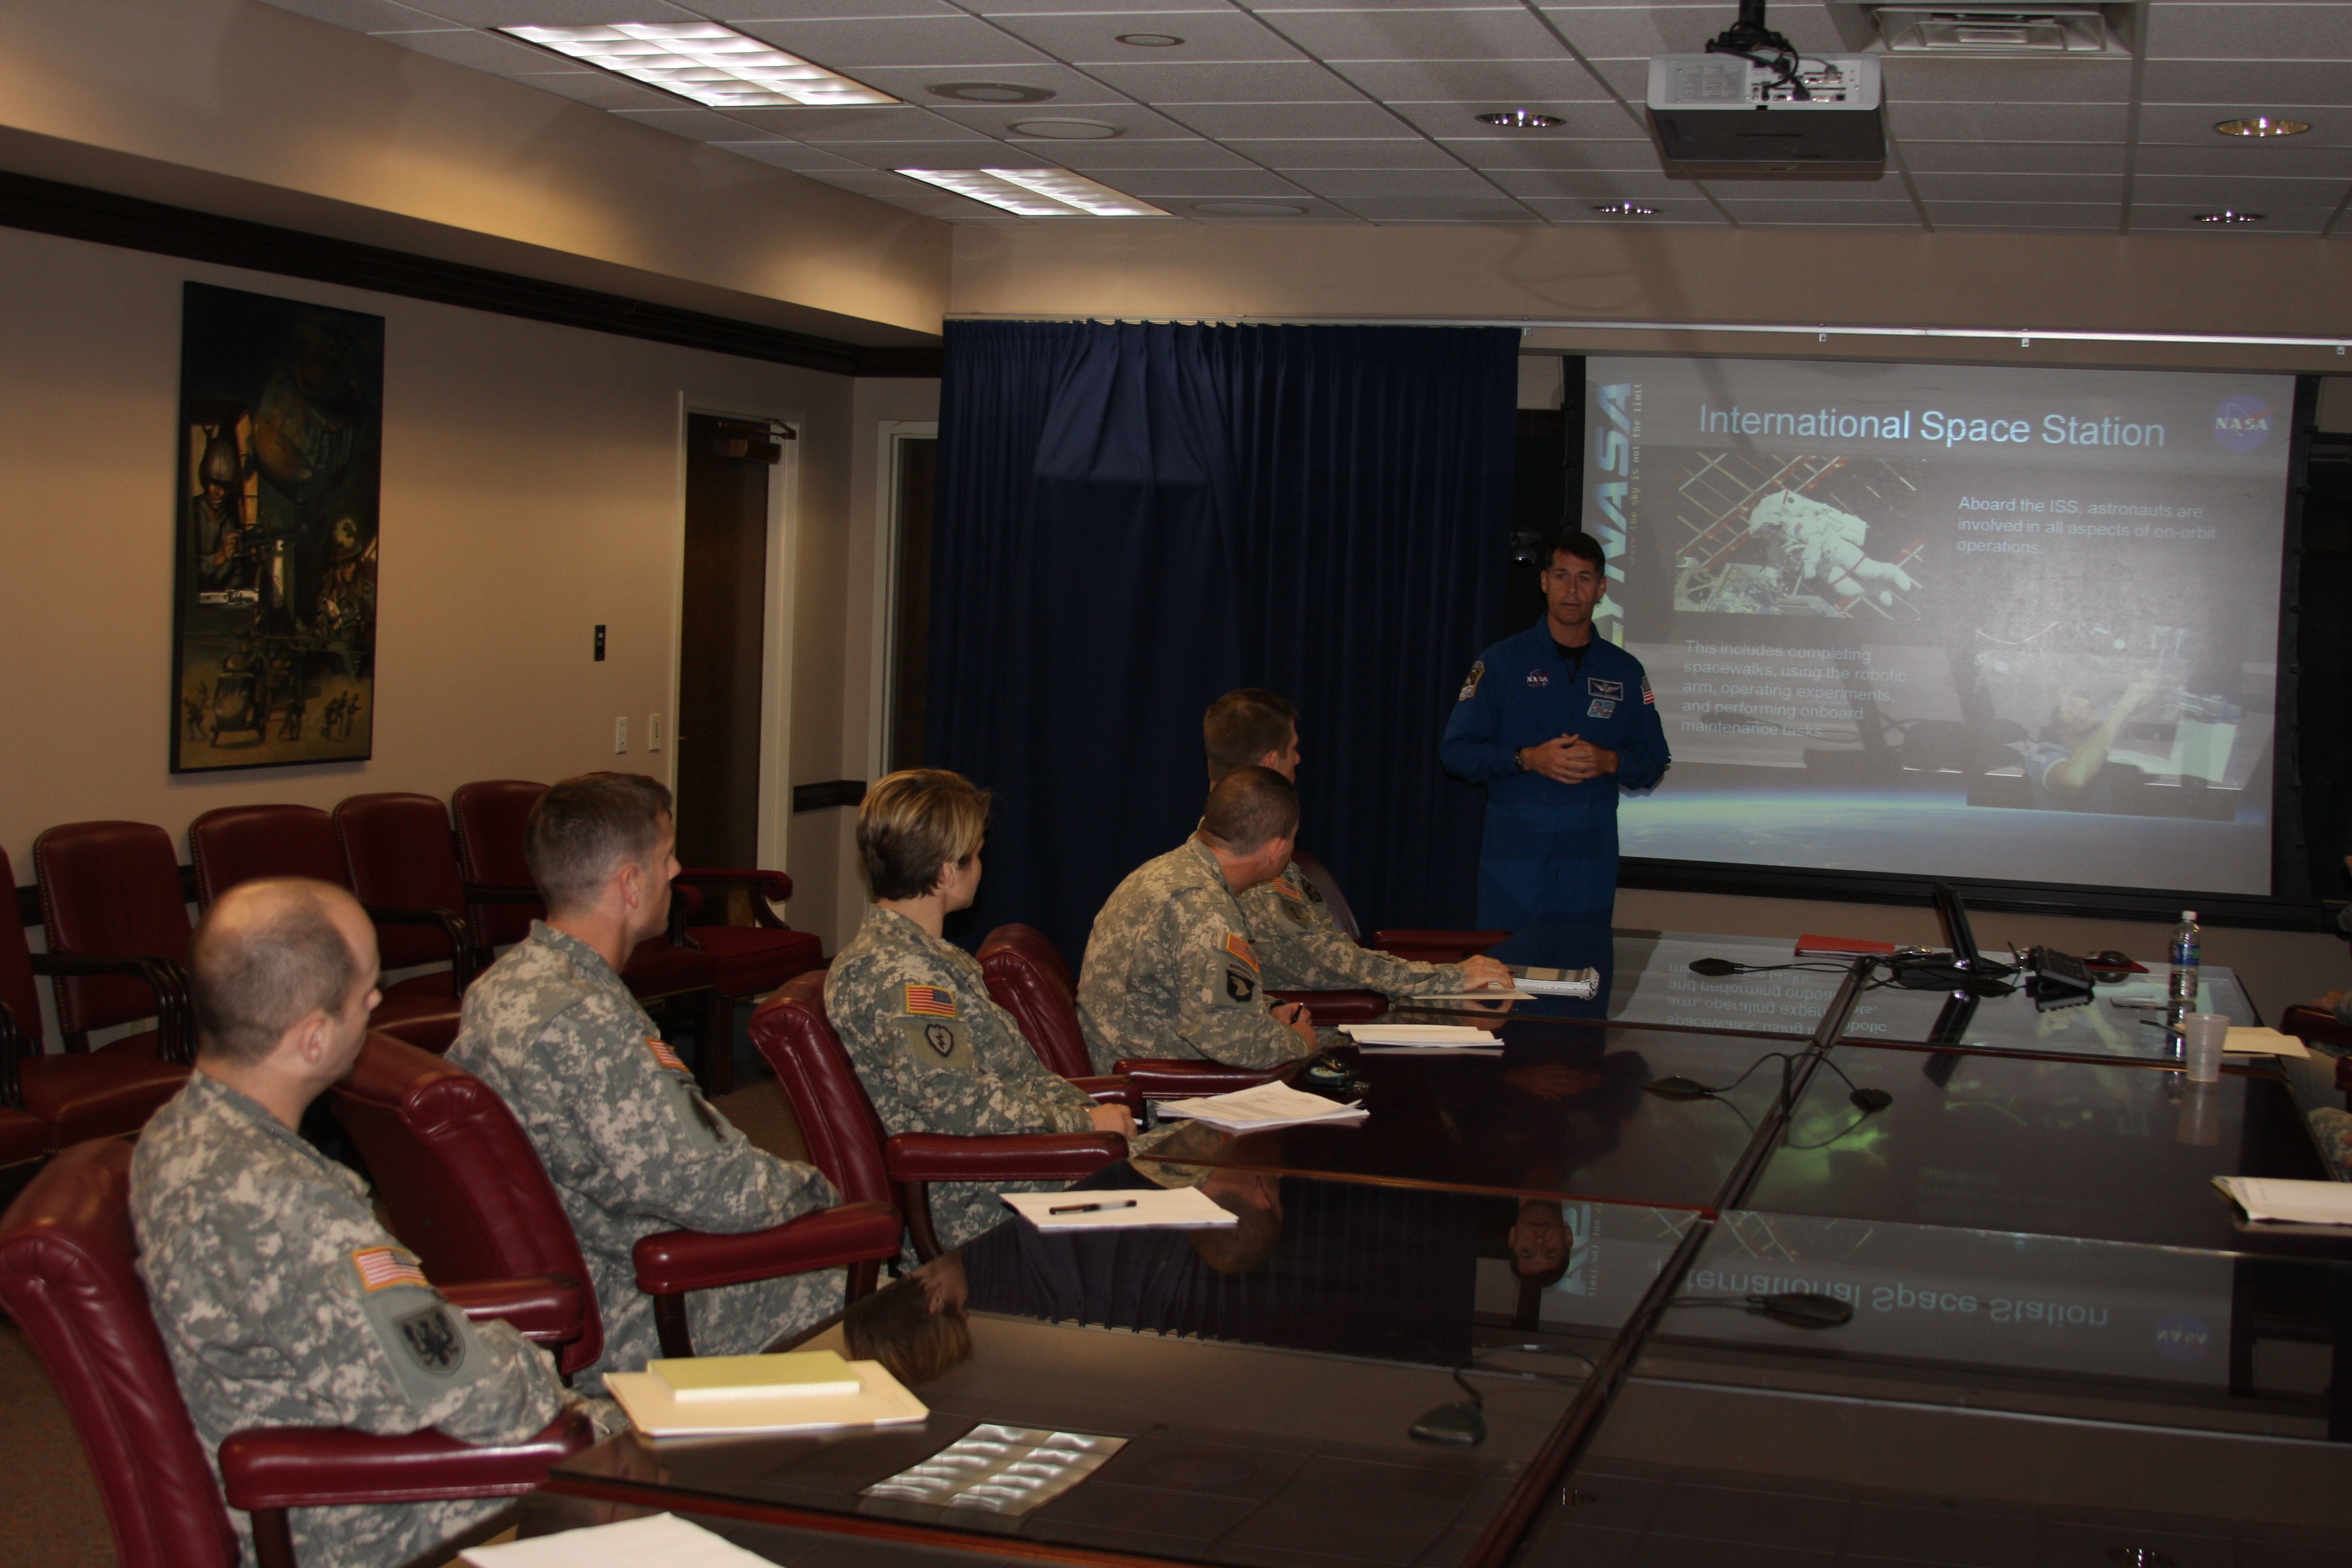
[897,169,1170,217]
[498,24,897,108]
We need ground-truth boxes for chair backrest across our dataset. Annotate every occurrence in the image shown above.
[0,846,46,1052]
[34,822,192,1034]
[0,1138,241,1568]
[328,1032,604,1378]
[976,925,1093,1080]
[333,794,467,969]
[450,781,547,949]
[748,975,892,1207]
[1290,851,1363,945]
[186,805,351,907]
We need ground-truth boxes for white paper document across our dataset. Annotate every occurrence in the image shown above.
[1509,966,1601,999]
[1337,1024,1501,1048]
[1001,1184,1239,1231]
[1155,1079,1368,1132]
[2212,1176,2352,1226]
[2223,1026,2311,1058]
[1403,988,1537,1004]
[462,1512,771,1566]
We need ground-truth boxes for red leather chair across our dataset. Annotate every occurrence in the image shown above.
[0,1137,598,1568]
[750,972,1128,1261]
[330,1031,901,1360]
[978,924,1279,1102]
[2278,1004,2352,1108]
[31,822,200,1062]
[1287,849,1511,965]
[187,805,466,1053]
[0,847,189,1152]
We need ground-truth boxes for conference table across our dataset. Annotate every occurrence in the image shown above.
[512,929,2352,1567]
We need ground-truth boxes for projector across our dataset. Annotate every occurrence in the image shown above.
[1647,53,1885,165]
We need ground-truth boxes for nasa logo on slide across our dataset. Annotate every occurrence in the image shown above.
[2212,393,2277,452]
[1526,669,1550,688]
[2151,1311,2212,1364]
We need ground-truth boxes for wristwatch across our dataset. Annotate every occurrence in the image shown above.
[1513,747,1528,773]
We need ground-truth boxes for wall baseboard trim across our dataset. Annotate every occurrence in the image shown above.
[0,168,942,379]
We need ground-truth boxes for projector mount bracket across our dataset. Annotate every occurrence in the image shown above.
[1705,0,1810,97]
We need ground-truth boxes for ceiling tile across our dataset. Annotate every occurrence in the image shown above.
[1438,136,1660,169]
[845,64,1131,104]
[1481,166,1705,197]
[2133,142,2352,177]
[1083,60,1365,99]
[1879,57,2132,103]
[1701,174,1908,200]
[258,0,458,28]
[368,27,570,73]
[2145,3,2352,60]
[727,16,1050,66]
[1259,8,1570,61]
[1182,203,1365,223]
[406,0,702,21]
[1927,203,2123,229]
[2142,60,2352,104]
[811,138,1048,165]
[720,103,990,138]
[1718,203,1922,226]
[2137,103,2350,146]
[1520,195,1728,223]
[965,0,1221,12]
[612,106,792,140]
[929,103,1196,138]
[1042,139,1261,166]
[1577,57,1648,97]
[503,69,694,111]
[1897,140,2128,174]
[1286,165,1501,195]
[1543,4,1845,59]
[794,167,1034,216]
[1332,194,1539,220]
[1326,58,1613,100]
[2133,172,2352,203]
[2129,202,2339,233]
[711,140,867,171]
[1250,0,1540,10]
[1099,168,1316,195]
[1223,137,1462,167]
[704,1,965,16]
[1155,100,1420,138]
[1386,100,1640,139]
[1886,101,2128,142]
[1908,172,2125,202]
[986,10,1306,62]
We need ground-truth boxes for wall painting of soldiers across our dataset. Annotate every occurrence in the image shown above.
[171,283,384,772]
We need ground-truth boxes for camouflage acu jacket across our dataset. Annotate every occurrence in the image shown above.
[1236,861,1465,998]
[826,906,1099,1249]
[1075,838,1318,1074]
[131,1073,590,1568]
[448,922,841,1388]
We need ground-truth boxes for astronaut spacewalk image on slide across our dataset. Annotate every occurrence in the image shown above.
[1674,454,1925,619]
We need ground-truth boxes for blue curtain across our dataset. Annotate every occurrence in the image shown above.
[928,321,1517,961]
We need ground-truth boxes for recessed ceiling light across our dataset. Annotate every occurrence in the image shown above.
[498,23,895,108]
[1593,201,1658,216]
[2214,116,2310,137]
[1007,119,1125,140]
[1477,109,1562,130]
[1115,33,1184,46]
[2191,209,2266,224]
[1194,201,1307,216]
[929,81,1055,103]
[898,169,1171,217]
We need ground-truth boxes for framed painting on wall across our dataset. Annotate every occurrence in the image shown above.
[171,281,385,773]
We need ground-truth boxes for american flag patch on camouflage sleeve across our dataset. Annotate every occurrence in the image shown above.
[1224,933,1259,972]
[645,1036,690,1073]
[904,984,957,1018]
[351,1246,428,1293]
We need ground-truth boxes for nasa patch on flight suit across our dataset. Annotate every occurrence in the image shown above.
[1525,668,1550,688]
[895,1014,973,1073]
[1587,697,1617,719]
[1457,661,1485,702]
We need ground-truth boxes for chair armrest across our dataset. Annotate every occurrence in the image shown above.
[2280,1004,2352,1050]
[219,1406,599,1511]
[1068,1074,1141,1111]
[1114,1059,1279,1100]
[676,867,795,928]
[633,1200,900,1297]
[30,952,197,1064]
[1267,988,1388,1024]
[883,1131,1126,1183]
[440,1276,586,1347]
[1370,929,1511,964]
[0,997,24,1106]
[363,904,479,992]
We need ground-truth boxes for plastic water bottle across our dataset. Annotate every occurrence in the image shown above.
[2166,910,2201,1055]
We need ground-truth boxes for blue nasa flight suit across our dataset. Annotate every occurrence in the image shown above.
[1440,623,1671,930]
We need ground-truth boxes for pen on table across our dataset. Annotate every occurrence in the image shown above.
[1048,1200,1137,1215]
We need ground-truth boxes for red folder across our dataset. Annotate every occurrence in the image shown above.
[1794,933,1899,958]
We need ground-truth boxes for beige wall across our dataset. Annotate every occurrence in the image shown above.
[0,223,877,981]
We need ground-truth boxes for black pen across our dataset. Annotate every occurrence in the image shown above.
[1048,1200,1138,1215]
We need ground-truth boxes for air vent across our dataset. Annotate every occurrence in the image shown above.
[1869,7,2120,54]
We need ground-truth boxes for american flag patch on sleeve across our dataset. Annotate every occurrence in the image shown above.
[904,984,958,1018]
[1224,933,1259,972]
[645,1036,690,1073]
[351,1246,428,1293]
[1641,676,1655,705]
[1273,877,1307,903]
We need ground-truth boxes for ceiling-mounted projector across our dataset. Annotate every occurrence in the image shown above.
[1647,0,1885,166]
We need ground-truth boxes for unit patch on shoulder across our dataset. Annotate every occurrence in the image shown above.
[1457,661,1485,702]
[1587,678,1624,700]
[351,1246,428,1294]
[1224,933,1259,972]
[396,1304,466,1376]
[645,1036,690,1074]
[903,983,958,1019]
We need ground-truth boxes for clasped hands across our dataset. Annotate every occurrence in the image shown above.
[1518,733,1617,784]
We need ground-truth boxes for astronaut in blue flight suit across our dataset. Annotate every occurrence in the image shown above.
[1440,532,1671,931]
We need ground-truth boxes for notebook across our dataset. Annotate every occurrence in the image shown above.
[606,1358,927,1439]
[1000,1184,1239,1230]
[647,1348,860,1403]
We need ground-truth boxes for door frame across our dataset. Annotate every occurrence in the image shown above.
[674,395,804,875]
[867,420,938,782]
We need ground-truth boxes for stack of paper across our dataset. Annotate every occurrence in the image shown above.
[2213,1175,2352,1225]
[1156,1079,1368,1132]
[1510,966,1601,999]
[1404,987,1536,1004]
[1000,1185,1239,1231]
[1338,1023,1501,1051]
[605,1356,927,1439]
[648,1349,858,1403]
[2223,1026,2311,1059]
[463,1512,771,1566]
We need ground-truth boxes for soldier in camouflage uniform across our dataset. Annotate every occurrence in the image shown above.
[1204,688,1514,1001]
[828,770,1132,1250]
[449,776,843,1391]
[132,878,615,1568]
[1077,766,1324,1073]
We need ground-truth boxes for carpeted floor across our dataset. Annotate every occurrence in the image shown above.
[0,1077,812,1568]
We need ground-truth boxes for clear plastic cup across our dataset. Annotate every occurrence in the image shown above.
[2180,1012,2229,1083]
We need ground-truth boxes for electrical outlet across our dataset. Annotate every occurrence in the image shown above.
[648,713,664,751]
[614,716,629,754]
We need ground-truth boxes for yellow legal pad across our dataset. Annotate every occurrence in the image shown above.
[648,1348,861,1403]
